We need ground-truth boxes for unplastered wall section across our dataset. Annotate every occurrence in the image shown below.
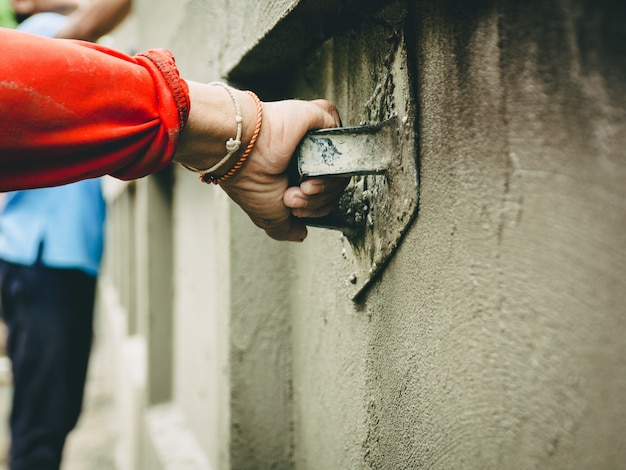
[129,1,305,469]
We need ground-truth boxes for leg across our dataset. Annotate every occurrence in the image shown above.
[62,268,96,432]
[0,261,96,470]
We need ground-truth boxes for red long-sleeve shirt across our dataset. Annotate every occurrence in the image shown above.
[0,28,190,191]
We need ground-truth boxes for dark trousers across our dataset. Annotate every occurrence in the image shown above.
[0,260,96,470]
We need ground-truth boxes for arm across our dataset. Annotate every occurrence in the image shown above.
[0,29,344,241]
[179,81,343,241]
[0,28,187,190]
[55,0,132,42]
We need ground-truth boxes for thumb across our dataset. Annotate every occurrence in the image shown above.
[308,99,342,130]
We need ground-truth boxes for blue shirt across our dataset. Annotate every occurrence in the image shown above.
[0,181,106,276]
[16,11,68,37]
[0,13,106,277]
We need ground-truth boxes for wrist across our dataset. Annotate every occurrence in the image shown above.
[175,81,259,177]
[202,89,262,185]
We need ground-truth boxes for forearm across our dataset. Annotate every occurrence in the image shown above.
[0,29,344,242]
[0,29,188,191]
[55,0,132,42]
[0,30,261,191]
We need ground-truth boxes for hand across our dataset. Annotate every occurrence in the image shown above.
[175,82,345,242]
[220,99,345,241]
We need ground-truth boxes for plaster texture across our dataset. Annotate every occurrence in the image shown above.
[100,0,626,468]
[267,0,626,468]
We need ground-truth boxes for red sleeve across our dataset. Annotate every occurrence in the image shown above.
[0,28,190,191]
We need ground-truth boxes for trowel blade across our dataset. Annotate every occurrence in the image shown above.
[295,117,399,178]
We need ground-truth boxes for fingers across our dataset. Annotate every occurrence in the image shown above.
[300,178,328,195]
[249,212,308,242]
[260,103,342,239]
[265,219,308,242]
[284,177,348,218]
[219,98,343,242]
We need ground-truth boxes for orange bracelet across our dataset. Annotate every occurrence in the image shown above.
[201,90,263,185]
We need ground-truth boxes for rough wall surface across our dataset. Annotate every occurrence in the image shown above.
[286,0,626,468]
[399,2,626,467]
[109,0,626,468]
[135,3,308,468]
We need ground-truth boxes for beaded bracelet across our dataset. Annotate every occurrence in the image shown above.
[181,82,242,175]
[201,89,263,185]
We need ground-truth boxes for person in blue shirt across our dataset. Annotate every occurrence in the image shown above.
[0,183,105,470]
[0,6,107,470]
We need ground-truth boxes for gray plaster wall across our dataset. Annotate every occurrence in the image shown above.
[113,0,626,468]
[282,2,626,469]
[400,4,626,467]
[285,0,626,468]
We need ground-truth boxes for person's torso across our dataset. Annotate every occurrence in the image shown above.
[0,180,106,275]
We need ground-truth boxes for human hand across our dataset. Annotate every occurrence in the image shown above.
[220,99,345,241]
[175,81,345,242]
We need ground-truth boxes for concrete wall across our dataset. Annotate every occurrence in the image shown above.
[100,0,626,468]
